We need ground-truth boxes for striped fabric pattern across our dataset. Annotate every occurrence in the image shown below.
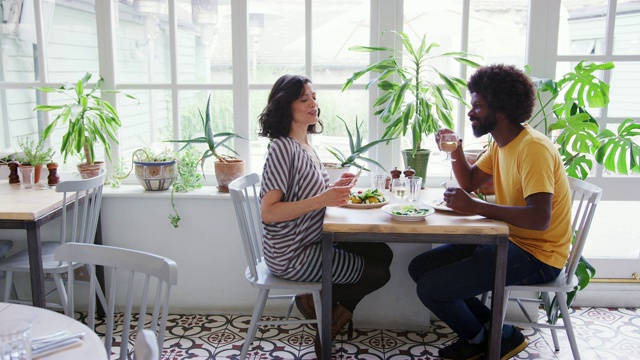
[260,137,363,284]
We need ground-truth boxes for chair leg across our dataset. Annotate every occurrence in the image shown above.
[52,274,68,315]
[556,292,581,360]
[311,289,323,343]
[240,289,269,360]
[3,271,13,302]
[542,292,561,351]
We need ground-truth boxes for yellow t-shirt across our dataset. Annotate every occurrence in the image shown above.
[476,125,572,269]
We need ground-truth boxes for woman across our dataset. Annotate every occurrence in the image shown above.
[258,74,393,352]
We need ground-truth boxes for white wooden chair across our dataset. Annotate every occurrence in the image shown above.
[486,176,602,360]
[55,243,178,360]
[0,171,106,309]
[228,173,323,359]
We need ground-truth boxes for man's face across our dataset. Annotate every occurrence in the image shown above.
[468,93,497,137]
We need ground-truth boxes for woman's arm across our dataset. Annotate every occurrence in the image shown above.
[261,185,353,224]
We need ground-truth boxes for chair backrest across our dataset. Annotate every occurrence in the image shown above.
[55,243,178,360]
[563,177,603,285]
[56,171,106,246]
[228,173,263,282]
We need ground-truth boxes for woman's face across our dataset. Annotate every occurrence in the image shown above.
[290,83,318,127]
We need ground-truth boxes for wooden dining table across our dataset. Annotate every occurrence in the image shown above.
[320,188,510,360]
[0,180,103,308]
[0,302,107,359]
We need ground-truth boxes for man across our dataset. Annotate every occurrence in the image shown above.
[408,64,572,360]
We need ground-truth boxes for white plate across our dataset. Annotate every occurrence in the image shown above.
[427,198,454,212]
[381,204,435,221]
[344,200,389,209]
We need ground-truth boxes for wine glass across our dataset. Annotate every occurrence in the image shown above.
[391,178,409,204]
[439,133,459,161]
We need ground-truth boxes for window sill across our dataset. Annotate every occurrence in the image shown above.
[103,184,233,200]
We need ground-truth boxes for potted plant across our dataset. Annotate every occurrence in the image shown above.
[115,146,178,191]
[165,94,244,193]
[35,72,137,178]
[324,116,391,182]
[16,137,55,184]
[168,146,203,228]
[528,60,640,322]
[342,31,481,187]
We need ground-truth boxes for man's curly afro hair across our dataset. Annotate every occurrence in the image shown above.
[467,64,536,124]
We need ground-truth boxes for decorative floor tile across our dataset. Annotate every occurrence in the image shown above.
[89,307,640,359]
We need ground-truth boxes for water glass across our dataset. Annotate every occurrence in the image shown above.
[18,167,34,190]
[407,176,422,203]
[0,319,32,360]
[372,174,387,193]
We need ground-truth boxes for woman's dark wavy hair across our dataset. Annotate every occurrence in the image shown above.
[258,74,323,139]
[467,64,536,124]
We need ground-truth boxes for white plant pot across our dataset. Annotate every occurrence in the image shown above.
[323,162,349,183]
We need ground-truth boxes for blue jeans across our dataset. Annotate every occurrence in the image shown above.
[408,242,560,341]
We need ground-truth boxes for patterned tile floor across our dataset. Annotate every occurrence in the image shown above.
[94,307,640,360]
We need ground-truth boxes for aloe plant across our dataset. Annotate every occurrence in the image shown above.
[325,116,391,172]
[165,94,243,176]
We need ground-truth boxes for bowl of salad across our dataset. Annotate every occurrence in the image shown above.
[381,204,435,221]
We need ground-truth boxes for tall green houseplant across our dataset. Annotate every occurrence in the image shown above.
[342,31,480,186]
[35,73,136,177]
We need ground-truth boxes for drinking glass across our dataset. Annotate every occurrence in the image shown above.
[18,166,34,190]
[407,176,422,203]
[391,178,409,204]
[439,133,459,161]
[0,319,32,360]
[372,174,387,193]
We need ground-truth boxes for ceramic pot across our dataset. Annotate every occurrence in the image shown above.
[322,162,350,183]
[77,162,104,179]
[214,158,244,193]
[134,160,177,191]
[401,149,430,188]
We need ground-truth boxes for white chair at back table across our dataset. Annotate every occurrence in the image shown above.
[0,171,106,309]
[55,242,178,360]
[484,176,602,360]
[229,173,323,359]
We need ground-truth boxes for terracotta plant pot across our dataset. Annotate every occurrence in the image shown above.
[214,158,244,193]
[77,162,104,179]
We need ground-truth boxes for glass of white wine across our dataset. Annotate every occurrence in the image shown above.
[439,133,459,161]
[391,178,409,204]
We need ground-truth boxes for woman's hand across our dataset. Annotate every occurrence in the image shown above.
[330,172,357,188]
[322,185,353,207]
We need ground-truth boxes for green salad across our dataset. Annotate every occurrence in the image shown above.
[391,205,431,216]
[349,188,386,204]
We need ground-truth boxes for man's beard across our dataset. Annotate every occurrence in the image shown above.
[471,112,497,137]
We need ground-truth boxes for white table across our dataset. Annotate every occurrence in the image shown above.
[0,302,107,359]
[321,188,510,360]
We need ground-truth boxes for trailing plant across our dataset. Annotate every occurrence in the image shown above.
[325,116,391,172]
[169,146,203,228]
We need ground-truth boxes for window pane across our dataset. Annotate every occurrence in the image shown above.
[312,0,370,84]
[177,0,233,83]
[0,1,37,82]
[117,0,171,83]
[117,89,172,160]
[0,89,39,152]
[608,61,640,118]
[248,0,305,84]
[46,1,99,82]
[614,0,640,55]
[558,0,608,56]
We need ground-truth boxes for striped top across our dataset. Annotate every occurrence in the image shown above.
[260,136,330,278]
